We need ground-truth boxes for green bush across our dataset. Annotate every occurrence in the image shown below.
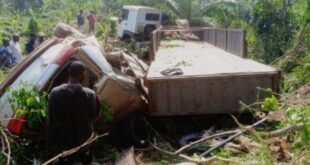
[251,0,295,63]
[27,17,41,35]
[8,82,47,128]
[100,101,114,123]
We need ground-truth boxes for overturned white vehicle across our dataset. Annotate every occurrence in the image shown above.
[0,24,145,136]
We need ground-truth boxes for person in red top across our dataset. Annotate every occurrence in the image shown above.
[87,11,97,34]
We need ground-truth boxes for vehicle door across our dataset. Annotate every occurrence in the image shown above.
[81,45,145,121]
[117,8,130,37]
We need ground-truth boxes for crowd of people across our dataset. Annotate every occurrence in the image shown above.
[0,33,45,69]
[0,35,21,68]
[0,9,96,70]
[0,9,101,164]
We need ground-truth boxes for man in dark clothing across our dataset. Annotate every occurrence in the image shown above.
[25,33,36,54]
[77,10,85,31]
[48,61,100,165]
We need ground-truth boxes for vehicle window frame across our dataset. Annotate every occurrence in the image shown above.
[46,52,103,92]
[145,13,160,21]
[121,9,129,21]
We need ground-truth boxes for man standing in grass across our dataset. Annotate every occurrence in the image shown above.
[9,34,22,64]
[77,10,85,32]
[87,11,97,34]
[48,61,100,165]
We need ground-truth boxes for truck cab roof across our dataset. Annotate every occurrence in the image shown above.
[122,5,162,12]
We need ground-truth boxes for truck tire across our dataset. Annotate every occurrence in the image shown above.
[121,34,132,41]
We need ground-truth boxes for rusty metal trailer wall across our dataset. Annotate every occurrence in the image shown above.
[147,27,280,116]
[146,73,277,116]
[202,29,246,58]
[149,27,247,60]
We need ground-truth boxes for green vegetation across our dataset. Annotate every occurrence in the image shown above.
[0,0,105,41]
[8,82,47,128]
[100,101,114,123]
[1,0,310,164]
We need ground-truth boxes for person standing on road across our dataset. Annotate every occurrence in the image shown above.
[87,11,97,34]
[48,61,100,165]
[9,34,22,64]
[77,10,85,31]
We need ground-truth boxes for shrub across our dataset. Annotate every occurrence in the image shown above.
[8,82,47,128]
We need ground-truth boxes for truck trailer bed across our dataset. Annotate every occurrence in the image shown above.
[146,40,280,116]
[147,40,276,78]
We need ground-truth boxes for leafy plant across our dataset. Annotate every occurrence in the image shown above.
[100,101,114,123]
[284,106,310,145]
[8,82,47,128]
[261,95,279,112]
[250,0,296,63]
[27,17,41,35]
[281,53,310,92]
[108,17,118,37]
[240,88,279,113]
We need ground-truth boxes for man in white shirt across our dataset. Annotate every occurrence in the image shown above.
[9,34,22,64]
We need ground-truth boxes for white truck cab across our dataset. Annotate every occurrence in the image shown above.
[117,5,168,41]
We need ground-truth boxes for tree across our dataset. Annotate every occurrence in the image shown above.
[251,0,295,63]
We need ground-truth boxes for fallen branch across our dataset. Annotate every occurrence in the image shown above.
[199,117,268,157]
[174,130,239,155]
[259,124,304,138]
[232,115,275,162]
[173,117,270,156]
[256,87,282,97]
[150,140,236,164]
[290,151,310,165]
[0,135,12,164]
[1,129,11,165]
[178,154,235,164]
[42,132,108,165]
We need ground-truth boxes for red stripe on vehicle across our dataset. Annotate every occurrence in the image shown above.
[53,45,77,65]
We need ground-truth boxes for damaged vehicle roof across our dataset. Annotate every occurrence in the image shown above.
[0,23,145,135]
